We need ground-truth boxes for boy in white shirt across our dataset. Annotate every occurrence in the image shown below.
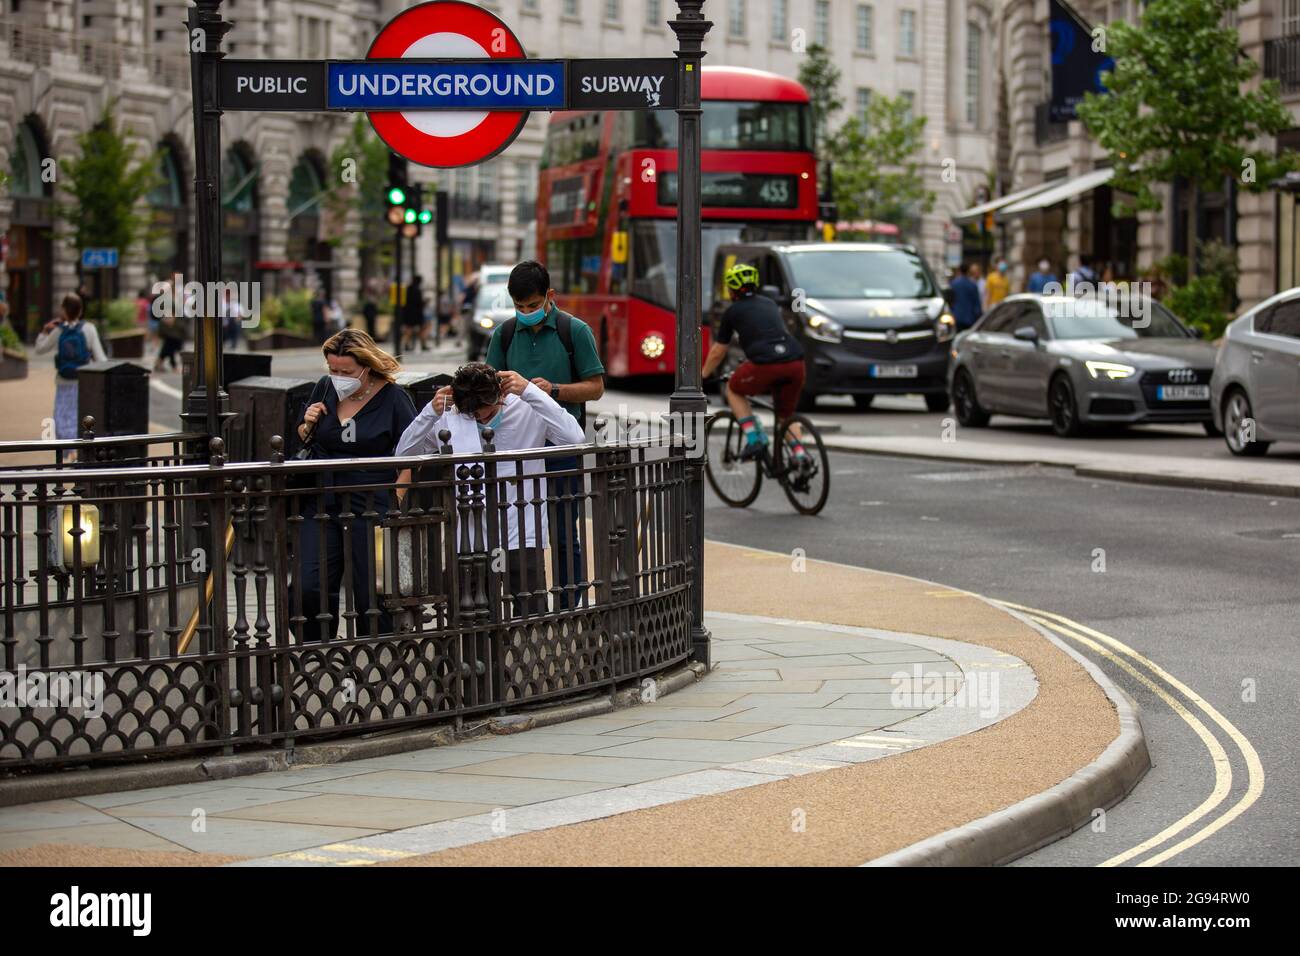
[395,362,586,616]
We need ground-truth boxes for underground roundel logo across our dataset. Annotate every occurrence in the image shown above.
[367,0,528,168]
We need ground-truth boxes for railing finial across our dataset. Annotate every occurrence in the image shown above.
[80,416,95,440]
[269,434,284,464]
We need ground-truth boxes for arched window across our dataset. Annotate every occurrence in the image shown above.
[288,155,324,220]
[221,145,259,282]
[9,121,46,199]
[147,141,188,280]
[287,154,326,266]
[221,146,257,213]
[148,146,185,210]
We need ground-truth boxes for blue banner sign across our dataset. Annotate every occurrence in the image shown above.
[327,60,566,111]
[81,248,119,269]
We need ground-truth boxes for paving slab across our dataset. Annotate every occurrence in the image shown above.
[0,799,119,833]
[216,794,497,830]
[446,753,718,785]
[598,720,782,740]
[0,820,189,853]
[285,769,612,805]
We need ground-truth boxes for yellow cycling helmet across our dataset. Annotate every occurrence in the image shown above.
[723,262,760,292]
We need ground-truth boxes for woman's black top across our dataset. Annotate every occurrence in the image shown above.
[300,375,417,493]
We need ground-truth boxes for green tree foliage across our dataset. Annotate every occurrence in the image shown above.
[56,103,161,263]
[1076,0,1298,215]
[796,44,843,149]
[830,94,935,224]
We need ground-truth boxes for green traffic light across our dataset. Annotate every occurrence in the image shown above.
[418,209,433,224]
[387,187,406,206]
[404,208,417,224]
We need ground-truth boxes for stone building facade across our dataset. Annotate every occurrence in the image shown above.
[991,0,1298,310]
[1,0,1000,340]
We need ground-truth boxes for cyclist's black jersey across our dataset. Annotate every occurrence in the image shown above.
[716,293,805,365]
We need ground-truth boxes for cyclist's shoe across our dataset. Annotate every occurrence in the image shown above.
[738,436,768,461]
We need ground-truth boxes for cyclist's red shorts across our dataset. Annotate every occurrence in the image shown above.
[730,358,806,420]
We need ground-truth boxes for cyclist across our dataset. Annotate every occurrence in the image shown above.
[702,262,810,462]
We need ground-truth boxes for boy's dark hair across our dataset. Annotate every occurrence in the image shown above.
[508,260,550,300]
[62,294,83,321]
[451,361,501,414]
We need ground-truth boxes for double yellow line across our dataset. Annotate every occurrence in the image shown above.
[996,601,1265,867]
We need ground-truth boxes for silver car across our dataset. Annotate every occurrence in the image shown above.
[1211,289,1300,456]
[949,294,1219,437]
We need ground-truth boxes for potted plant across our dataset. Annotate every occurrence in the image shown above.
[247,289,318,350]
[0,321,27,380]
[103,297,146,358]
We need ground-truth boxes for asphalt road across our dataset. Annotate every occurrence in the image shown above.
[699,451,1300,867]
[148,346,1298,866]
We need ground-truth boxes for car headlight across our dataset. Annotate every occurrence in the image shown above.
[802,311,843,343]
[1085,360,1137,380]
[935,312,956,343]
[477,315,495,329]
[640,333,666,359]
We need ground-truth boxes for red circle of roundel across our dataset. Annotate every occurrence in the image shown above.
[366,0,528,168]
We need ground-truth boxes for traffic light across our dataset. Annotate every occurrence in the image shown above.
[386,153,409,225]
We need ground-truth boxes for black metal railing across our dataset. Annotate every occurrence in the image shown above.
[1265,36,1300,94]
[0,425,692,769]
[0,418,204,473]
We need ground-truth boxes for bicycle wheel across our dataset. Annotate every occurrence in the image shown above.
[775,415,830,515]
[705,411,762,507]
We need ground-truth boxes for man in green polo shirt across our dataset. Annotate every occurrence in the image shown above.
[433,260,604,607]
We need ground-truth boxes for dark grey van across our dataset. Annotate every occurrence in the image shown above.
[708,242,955,410]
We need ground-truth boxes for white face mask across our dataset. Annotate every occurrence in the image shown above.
[331,371,364,400]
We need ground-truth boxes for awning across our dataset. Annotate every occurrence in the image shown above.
[996,167,1115,219]
[951,181,1060,224]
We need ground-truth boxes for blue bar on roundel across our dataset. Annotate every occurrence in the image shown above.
[327,61,566,111]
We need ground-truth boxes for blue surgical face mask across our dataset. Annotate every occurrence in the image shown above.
[515,297,550,326]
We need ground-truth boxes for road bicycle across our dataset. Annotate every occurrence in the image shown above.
[704,376,830,515]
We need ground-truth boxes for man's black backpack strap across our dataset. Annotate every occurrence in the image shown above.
[496,313,584,426]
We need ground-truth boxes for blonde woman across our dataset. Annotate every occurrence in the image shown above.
[292,329,416,641]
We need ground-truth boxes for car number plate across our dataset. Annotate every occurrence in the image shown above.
[871,364,918,379]
[1156,384,1209,401]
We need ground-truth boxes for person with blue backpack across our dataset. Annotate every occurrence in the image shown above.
[34,294,107,439]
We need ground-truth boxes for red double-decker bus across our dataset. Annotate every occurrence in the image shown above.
[536,66,818,378]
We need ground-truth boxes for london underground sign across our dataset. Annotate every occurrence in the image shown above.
[215,0,679,168]
[363,1,532,167]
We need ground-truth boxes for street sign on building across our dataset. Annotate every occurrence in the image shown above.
[80,248,119,269]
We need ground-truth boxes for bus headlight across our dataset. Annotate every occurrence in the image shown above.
[802,311,843,343]
[935,313,956,343]
[640,333,667,359]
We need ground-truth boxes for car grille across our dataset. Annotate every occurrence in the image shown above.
[1090,398,1137,415]
[841,330,938,361]
[1138,368,1213,406]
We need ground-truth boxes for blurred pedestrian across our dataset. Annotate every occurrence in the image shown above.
[948,262,983,331]
[34,294,106,439]
[1027,259,1057,294]
[401,274,425,353]
[985,259,1010,306]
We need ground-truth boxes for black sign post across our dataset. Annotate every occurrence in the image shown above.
[668,1,712,669]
